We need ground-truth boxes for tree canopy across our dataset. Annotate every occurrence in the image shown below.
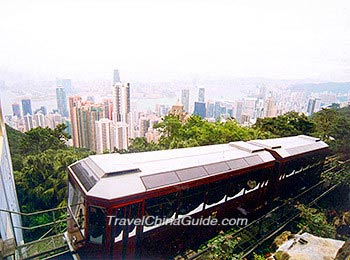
[6,124,92,212]
[253,111,315,138]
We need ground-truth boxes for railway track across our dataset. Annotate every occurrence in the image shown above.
[179,156,350,260]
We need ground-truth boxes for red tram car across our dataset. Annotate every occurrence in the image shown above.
[66,135,328,259]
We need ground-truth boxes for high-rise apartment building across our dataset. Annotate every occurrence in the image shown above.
[69,97,103,151]
[112,82,130,123]
[102,99,113,120]
[181,89,190,113]
[113,122,129,150]
[69,96,82,147]
[242,97,257,120]
[34,111,46,128]
[198,88,205,102]
[0,102,23,247]
[233,100,243,122]
[95,118,114,153]
[264,96,276,118]
[23,114,34,132]
[21,99,32,116]
[56,86,69,117]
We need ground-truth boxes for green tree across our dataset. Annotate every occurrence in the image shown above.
[127,137,161,153]
[15,148,91,212]
[254,111,315,137]
[5,124,25,171]
[330,106,350,159]
[205,231,242,260]
[153,115,269,150]
[19,124,69,156]
[296,204,336,238]
[311,108,339,142]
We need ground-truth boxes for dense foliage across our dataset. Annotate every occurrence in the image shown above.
[6,124,92,241]
[6,124,92,212]
[205,231,242,260]
[296,204,336,238]
[254,111,315,137]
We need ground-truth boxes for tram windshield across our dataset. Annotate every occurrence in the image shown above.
[68,181,85,230]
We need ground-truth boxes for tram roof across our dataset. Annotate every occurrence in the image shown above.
[248,135,328,159]
[68,141,275,200]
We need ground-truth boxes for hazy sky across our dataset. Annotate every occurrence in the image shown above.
[1,0,350,82]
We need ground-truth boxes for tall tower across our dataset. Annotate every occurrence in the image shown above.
[0,101,24,246]
[112,82,130,123]
[12,103,21,118]
[56,86,69,117]
[57,79,73,94]
[69,96,82,147]
[181,89,190,113]
[198,88,205,102]
[113,69,121,85]
[21,99,32,116]
[307,98,316,116]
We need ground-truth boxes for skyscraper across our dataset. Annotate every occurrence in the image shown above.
[56,86,69,117]
[181,89,190,113]
[69,97,103,151]
[113,122,129,150]
[307,98,321,115]
[95,118,114,153]
[69,96,83,147]
[198,88,205,102]
[112,82,130,123]
[242,97,257,120]
[113,69,121,84]
[57,79,73,94]
[264,96,276,118]
[24,114,34,132]
[0,101,24,246]
[12,103,21,118]
[102,99,113,120]
[21,99,32,116]
[193,102,206,118]
[34,111,46,128]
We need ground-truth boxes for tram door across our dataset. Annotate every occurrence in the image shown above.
[110,202,143,260]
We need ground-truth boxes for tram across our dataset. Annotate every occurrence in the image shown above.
[66,135,328,259]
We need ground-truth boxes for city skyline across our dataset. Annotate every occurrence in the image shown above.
[1,0,350,83]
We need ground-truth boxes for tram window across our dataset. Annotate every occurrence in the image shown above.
[114,207,125,238]
[68,182,84,216]
[226,177,243,198]
[128,204,139,234]
[88,206,106,245]
[145,193,178,224]
[206,180,227,205]
[178,185,206,215]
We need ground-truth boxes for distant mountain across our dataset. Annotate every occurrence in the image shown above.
[289,82,350,93]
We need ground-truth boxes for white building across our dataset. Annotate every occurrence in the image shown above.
[113,122,129,150]
[112,82,130,123]
[34,111,46,128]
[23,114,33,132]
[95,118,114,154]
[95,119,129,153]
[0,102,24,255]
